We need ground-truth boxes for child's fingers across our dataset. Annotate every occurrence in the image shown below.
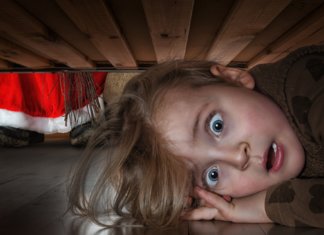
[181,207,221,221]
[186,188,270,224]
[222,195,233,202]
[194,187,232,209]
[210,64,222,76]
[193,187,235,221]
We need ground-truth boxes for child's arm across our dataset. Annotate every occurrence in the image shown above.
[182,186,272,224]
[249,45,324,228]
[183,179,324,228]
[264,178,324,228]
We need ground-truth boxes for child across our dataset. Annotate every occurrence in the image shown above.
[69,45,324,228]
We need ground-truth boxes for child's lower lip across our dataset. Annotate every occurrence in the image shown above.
[269,143,284,173]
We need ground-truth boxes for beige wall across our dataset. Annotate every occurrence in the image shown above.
[103,72,140,104]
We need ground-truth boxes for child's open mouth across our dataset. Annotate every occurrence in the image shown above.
[264,142,284,172]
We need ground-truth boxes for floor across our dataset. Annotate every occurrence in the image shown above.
[0,141,323,235]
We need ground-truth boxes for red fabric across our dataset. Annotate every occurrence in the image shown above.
[0,72,107,118]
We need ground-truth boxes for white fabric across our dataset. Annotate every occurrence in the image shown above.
[0,97,104,134]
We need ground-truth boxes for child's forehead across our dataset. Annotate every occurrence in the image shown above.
[160,87,201,110]
[157,83,243,118]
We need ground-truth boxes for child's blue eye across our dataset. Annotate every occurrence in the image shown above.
[209,113,223,136]
[205,166,219,187]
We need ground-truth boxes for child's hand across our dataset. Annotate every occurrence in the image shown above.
[182,187,272,224]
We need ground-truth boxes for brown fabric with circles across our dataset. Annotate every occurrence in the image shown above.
[250,45,324,228]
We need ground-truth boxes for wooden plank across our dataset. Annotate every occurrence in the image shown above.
[142,0,194,62]
[248,3,324,67]
[206,0,291,65]
[109,0,156,63]
[0,0,94,68]
[56,0,137,68]
[234,0,324,62]
[267,26,324,64]
[296,26,324,47]
[185,0,234,60]
[0,37,50,68]
[0,59,11,69]
[16,0,106,62]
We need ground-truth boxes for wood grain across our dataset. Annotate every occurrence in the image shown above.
[0,0,94,68]
[16,0,106,62]
[142,0,194,62]
[206,0,291,65]
[234,0,324,63]
[0,37,50,68]
[249,2,324,67]
[56,0,137,68]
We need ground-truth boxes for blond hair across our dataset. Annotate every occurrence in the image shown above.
[68,61,225,227]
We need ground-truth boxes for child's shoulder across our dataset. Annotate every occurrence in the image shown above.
[250,45,324,177]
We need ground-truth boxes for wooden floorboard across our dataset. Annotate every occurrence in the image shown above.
[0,141,323,235]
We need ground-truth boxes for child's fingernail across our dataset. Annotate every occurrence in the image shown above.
[222,195,232,202]
[211,65,220,74]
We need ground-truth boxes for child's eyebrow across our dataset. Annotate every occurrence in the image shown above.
[192,102,209,143]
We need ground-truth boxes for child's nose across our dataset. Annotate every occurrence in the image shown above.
[223,142,249,170]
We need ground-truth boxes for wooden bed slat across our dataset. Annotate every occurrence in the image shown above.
[0,0,321,70]
[108,0,156,63]
[16,0,106,62]
[206,0,291,65]
[297,27,324,48]
[0,37,50,68]
[248,3,324,67]
[185,0,234,60]
[0,59,11,69]
[0,0,94,68]
[142,0,194,62]
[234,0,324,63]
[56,0,137,68]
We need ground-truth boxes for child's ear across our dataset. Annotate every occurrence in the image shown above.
[210,64,255,89]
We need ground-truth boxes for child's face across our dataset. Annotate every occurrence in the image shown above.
[155,84,305,197]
